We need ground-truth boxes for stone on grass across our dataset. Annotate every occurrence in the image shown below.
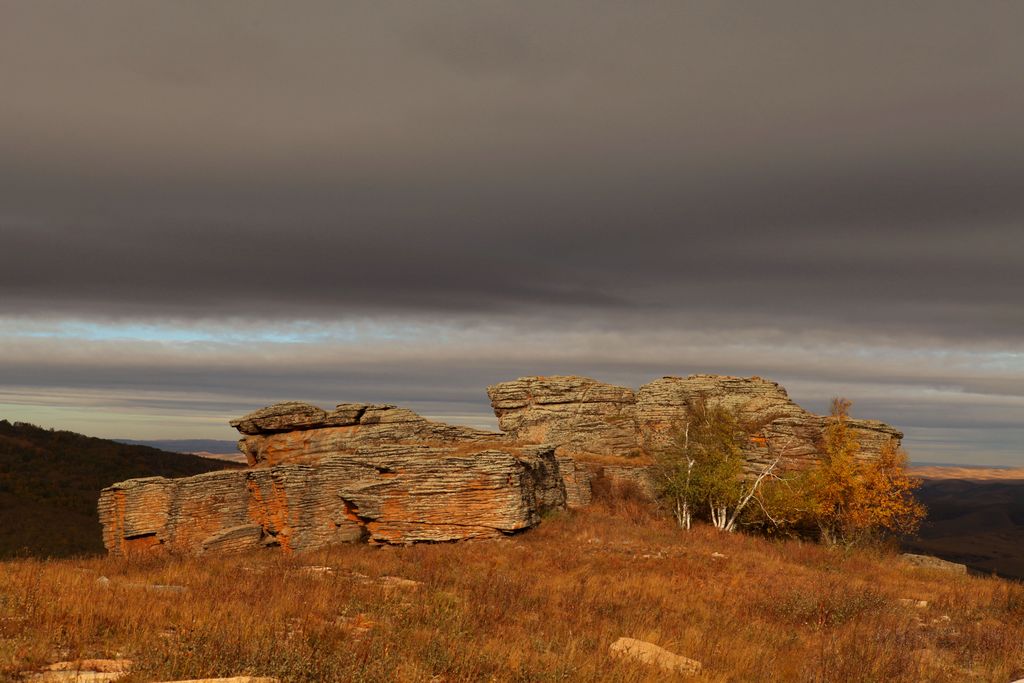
[901,553,968,575]
[27,659,132,683]
[154,678,280,683]
[898,598,929,608]
[609,637,701,675]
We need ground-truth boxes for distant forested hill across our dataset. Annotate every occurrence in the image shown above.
[0,420,239,558]
[115,438,240,455]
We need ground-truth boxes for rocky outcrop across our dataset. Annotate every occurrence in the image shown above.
[100,444,564,555]
[99,373,904,556]
[489,375,902,470]
[488,377,639,457]
[233,402,499,466]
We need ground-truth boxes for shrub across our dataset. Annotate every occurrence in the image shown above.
[805,398,925,546]
[653,397,784,531]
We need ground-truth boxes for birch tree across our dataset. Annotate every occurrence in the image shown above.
[655,397,787,532]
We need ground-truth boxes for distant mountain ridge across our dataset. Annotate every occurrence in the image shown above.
[114,438,240,455]
[0,420,239,557]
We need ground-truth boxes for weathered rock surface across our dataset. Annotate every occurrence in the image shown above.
[155,678,279,683]
[99,373,904,556]
[608,637,702,675]
[489,374,902,470]
[901,553,968,575]
[636,375,901,468]
[556,456,595,507]
[26,660,132,683]
[489,376,639,456]
[233,402,500,466]
[100,444,564,555]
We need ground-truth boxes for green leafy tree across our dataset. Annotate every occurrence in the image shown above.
[655,397,786,532]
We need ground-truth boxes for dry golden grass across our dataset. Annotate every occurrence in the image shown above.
[1,494,1023,682]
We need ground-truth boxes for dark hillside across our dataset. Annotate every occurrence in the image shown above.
[905,477,1024,580]
[115,438,240,455]
[0,420,239,558]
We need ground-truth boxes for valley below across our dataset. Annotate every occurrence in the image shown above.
[906,466,1024,581]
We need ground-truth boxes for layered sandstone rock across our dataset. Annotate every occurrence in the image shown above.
[99,373,904,556]
[488,374,902,470]
[100,444,564,555]
[635,375,901,470]
[488,377,639,456]
[233,402,500,466]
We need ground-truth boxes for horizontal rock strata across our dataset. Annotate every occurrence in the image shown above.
[100,444,564,555]
[635,375,900,470]
[233,402,500,466]
[488,376,639,457]
[99,373,904,556]
[489,375,902,470]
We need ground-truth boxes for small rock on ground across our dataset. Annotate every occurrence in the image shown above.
[609,637,701,675]
[26,659,132,683]
[95,576,188,593]
[154,678,280,683]
[898,598,929,608]
[900,553,967,575]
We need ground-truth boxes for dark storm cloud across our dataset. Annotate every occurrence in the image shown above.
[0,2,1022,462]
[1,1,1023,339]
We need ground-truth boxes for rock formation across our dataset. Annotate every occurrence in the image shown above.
[100,443,563,555]
[488,376,640,457]
[99,374,903,556]
[232,401,501,466]
[489,374,902,469]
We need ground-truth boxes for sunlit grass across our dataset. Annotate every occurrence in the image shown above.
[1,491,1022,682]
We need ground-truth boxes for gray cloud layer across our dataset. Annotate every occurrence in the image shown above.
[0,2,1022,462]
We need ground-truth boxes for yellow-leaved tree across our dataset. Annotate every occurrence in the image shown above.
[807,398,925,546]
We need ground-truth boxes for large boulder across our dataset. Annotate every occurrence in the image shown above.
[488,376,640,456]
[99,444,565,555]
[233,403,500,466]
[488,374,902,468]
[635,375,902,470]
[608,637,702,675]
[98,374,904,557]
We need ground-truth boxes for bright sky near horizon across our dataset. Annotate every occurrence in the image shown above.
[1,2,1022,465]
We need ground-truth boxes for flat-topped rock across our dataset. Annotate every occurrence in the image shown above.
[99,373,905,556]
[231,401,467,436]
[99,444,564,555]
[488,374,902,471]
[26,660,133,683]
[230,401,335,434]
[235,403,501,466]
[636,375,902,469]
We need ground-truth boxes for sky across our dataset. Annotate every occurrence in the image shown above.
[1,2,1022,465]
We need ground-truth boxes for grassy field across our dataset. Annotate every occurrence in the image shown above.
[1,489,1022,682]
